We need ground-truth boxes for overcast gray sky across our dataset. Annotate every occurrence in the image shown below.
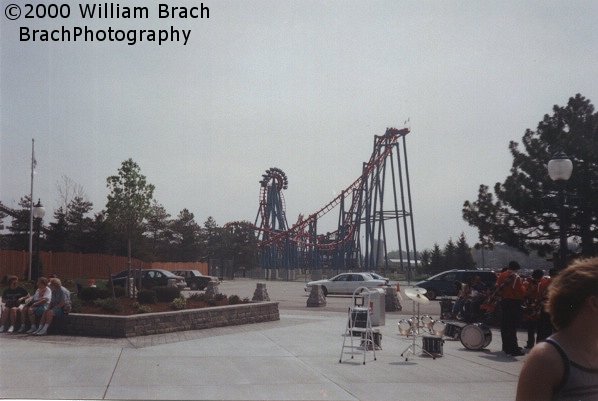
[1,0,597,252]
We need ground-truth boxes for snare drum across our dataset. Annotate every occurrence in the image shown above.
[422,335,444,356]
[444,321,467,340]
[460,323,492,350]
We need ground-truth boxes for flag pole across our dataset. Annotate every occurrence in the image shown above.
[28,138,35,281]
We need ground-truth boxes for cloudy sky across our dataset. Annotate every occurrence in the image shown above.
[1,0,597,252]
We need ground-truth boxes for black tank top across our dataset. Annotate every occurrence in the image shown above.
[546,337,598,401]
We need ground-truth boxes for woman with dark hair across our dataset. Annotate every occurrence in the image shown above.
[516,257,598,401]
[0,276,29,333]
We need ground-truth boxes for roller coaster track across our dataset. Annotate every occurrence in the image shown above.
[262,127,409,248]
[254,126,416,271]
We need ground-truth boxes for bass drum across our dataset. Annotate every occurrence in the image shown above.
[460,323,492,350]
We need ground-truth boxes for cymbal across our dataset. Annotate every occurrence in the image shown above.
[405,288,430,304]
[404,287,427,297]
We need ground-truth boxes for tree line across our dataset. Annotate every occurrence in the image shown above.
[0,159,259,272]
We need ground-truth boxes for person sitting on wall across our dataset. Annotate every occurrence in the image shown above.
[18,277,52,334]
[0,276,29,333]
[33,277,71,336]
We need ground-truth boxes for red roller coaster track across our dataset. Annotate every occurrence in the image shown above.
[257,127,410,253]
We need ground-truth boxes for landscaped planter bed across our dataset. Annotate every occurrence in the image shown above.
[53,302,279,337]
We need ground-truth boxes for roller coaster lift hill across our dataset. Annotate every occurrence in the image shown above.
[254,127,418,281]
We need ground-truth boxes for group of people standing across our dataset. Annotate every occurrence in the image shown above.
[495,261,555,356]
[0,275,71,336]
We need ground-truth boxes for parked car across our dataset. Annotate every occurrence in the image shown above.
[110,268,186,290]
[368,272,389,284]
[172,270,218,290]
[304,272,387,296]
[414,269,497,300]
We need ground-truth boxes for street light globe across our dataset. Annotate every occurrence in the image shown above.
[547,152,573,182]
[33,199,45,219]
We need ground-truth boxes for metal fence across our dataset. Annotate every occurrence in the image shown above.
[0,250,208,280]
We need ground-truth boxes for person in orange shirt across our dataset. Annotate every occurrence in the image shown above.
[496,260,526,356]
[523,269,544,349]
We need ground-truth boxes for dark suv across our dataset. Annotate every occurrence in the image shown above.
[414,269,496,300]
[172,270,218,290]
[110,268,186,290]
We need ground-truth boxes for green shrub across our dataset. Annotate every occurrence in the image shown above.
[215,293,227,301]
[154,286,181,302]
[227,295,242,305]
[93,297,122,313]
[189,292,209,302]
[112,286,126,298]
[70,296,83,313]
[242,297,250,303]
[171,297,187,310]
[79,287,110,302]
[138,289,157,304]
[132,302,152,314]
[207,293,227,306]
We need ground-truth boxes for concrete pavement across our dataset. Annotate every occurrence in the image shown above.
[0,279,527,400]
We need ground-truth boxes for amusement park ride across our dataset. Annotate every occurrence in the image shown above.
[253,127,418,276]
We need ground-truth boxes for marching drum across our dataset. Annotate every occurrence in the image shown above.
[432,320,446,337]
[422,335,444,356]
[444,321,467,340]
[460,323,492,350]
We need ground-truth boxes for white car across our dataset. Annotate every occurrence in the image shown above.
[368,272,390,283]
[304,272,387,296]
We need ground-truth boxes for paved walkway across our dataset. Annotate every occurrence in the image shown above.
[0,307,527,400]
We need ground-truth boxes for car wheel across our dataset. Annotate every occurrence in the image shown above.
[189,282,198,290]
[321,287,328,296]
[426,289,437,300]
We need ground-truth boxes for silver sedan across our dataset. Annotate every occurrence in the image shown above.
[304,272,387,296]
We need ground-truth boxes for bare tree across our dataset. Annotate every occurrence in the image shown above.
[56,175,87,211]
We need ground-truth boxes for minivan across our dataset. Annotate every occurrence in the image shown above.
[414,269,496,300]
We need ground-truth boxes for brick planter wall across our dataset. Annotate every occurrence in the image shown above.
[56,302,279,338]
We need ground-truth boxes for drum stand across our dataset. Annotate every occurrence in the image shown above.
[400,299,435,361]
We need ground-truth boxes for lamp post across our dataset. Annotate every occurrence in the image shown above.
[28,199,45,281]
[547,152,573,270]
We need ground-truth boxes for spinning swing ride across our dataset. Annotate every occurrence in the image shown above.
[253,127,418,276]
